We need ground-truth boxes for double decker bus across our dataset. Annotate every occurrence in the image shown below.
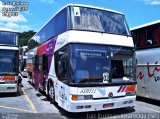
[27,4,136,112]
[0,28,19,93]
[131,20,160,101]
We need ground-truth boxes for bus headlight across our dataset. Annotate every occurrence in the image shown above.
[71,95,93,101]
[125,92,136,96]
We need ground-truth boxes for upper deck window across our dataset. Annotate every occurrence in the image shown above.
[69,6,130,36]
[0,31,17,45]
[131,23,160,49]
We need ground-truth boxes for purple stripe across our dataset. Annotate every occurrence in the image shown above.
[117,86,123,92]
[121,86,126,92]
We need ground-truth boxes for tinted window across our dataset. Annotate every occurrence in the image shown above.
[28,8,67,50]
[55,47,69,83]
[0,50,19,75]
[0,31,17,45]
[69,6,130,36]
[147,25,160,46]
[132,23,160,49]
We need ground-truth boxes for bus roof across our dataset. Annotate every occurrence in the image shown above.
[0,28,18,33]
[130,20,160,31]
[29,4,123,43]
[22,46,28,49]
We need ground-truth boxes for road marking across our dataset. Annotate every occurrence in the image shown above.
[0,105,32,113]
[21,88,38,113]
[135,104,160,113]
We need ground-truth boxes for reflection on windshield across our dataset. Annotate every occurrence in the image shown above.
[70,44,135,84]
[0,31,17,45]
[71,44,110,83]
[70,6,130,36]
[0,50,18,75]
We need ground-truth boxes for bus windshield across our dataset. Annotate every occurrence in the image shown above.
[0,50,19,75]
[0,31,17,45]
[70,44,135,84]
[69,6,130,36]
[110,46,135,83]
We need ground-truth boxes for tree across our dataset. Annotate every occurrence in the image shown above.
[18,30,36,47]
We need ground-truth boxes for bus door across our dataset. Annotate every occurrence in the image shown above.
[41,54,48,90]
[54,46,69,110]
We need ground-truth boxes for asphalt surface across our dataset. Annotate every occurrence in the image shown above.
[0,76,159,119]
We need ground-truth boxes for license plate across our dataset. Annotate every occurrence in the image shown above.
[103,103,114,108]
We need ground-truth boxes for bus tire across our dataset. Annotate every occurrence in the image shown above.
[47,79,55,103]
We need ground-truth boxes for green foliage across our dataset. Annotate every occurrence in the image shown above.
[18,30,36,47]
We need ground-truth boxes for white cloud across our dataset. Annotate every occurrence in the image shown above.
[0,1,13,10]
[147,0,160,5]
[139,0,160,5]
[0,14,28,22]
[5,22,19,29]
[0,1,30,32]
[0,22,5,25]
[0,1,2,10]
[0,22,31,32]
[39,0,55,4]
[0,1,27,22]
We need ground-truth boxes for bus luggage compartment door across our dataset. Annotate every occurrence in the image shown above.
[136,65,149,98]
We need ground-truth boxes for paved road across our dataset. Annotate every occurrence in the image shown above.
[0,76,159,119]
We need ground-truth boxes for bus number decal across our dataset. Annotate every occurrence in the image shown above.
[80,89,96,94]
[103,72,109,83]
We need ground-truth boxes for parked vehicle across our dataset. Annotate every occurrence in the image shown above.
[26,4,136,112]
[131,20,160,101]
[0,28,19,93]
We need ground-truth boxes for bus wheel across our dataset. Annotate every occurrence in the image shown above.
[47,80,55,103]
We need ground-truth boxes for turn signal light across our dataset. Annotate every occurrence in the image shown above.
[71,95,93,101]
[125,85,136,92]
[71,95,77,101]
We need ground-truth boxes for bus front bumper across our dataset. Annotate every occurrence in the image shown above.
[67,96,136,112]
[0,84,17,93]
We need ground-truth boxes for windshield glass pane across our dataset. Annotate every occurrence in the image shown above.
[110,46,135,82]
[69,6,130,36]
[70,44,135,84]
[70,44,110,83]
[0,50,19,75]
[0,31,17,45]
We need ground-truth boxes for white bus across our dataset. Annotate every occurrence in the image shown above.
[0,28,19,93]
[131,20,160,101]
[27,4,137,112]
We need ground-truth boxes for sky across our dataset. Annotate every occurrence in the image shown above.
[0,0,160,32]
